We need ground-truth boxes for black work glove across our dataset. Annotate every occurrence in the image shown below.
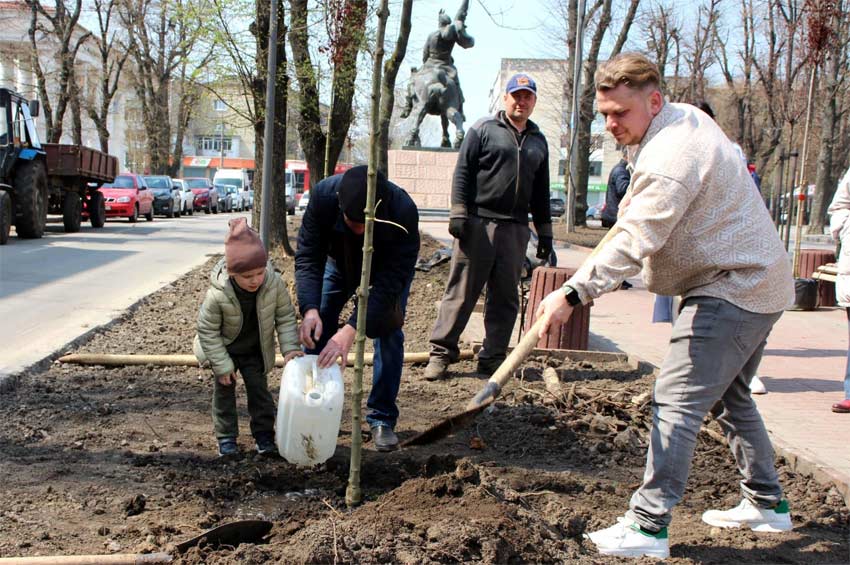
[536,235,553,260]
[448,217,467,240]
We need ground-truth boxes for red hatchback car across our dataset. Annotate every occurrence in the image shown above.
[99,173,155,222]
[182,177,219,214]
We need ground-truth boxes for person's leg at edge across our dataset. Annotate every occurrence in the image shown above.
[478,221,530,370]
[428,216,496,363]
[366,278,412,431]
[237,353,276,440]
[212,371,239,439]
[710,315,783,509]
[833,308,850,412]
[624,298,762,532]
[844,307,850,401]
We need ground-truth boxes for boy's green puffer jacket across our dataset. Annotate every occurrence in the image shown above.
[194,259,299,376]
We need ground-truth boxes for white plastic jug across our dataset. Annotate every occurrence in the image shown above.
[276,355,344,466]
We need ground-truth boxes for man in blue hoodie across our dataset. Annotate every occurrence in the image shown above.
[295,166,420,452]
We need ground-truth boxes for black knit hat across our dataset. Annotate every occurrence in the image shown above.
[337,165,388,223]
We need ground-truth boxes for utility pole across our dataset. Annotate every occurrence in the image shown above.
[566,0,586,234]
[259,0,279,246]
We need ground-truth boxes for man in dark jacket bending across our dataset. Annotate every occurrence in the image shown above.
[295,166,420,451]
[424,72,552,380]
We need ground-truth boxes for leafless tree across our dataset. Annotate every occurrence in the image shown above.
[566,0,639,226]
[809,0,848,232]
[289,0,367,188]
[121,0,214,175]
[25,0,91,143]
[377,0,413,176]
[82,0,129,153]
[642,2,682,97]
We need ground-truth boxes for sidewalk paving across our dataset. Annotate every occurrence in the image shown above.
[559,243,850,505]
[418,222,850,504]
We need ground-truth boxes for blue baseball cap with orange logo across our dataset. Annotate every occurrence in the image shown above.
[505,73,537,95]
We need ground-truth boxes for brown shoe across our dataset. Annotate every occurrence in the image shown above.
[423,358,449,381]
[832,399,850,413]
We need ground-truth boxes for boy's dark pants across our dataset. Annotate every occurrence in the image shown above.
[212,353,276,439]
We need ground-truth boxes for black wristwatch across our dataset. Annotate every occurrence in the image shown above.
[563,285,582,306]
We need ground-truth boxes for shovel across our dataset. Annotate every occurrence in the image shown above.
[175,520,273,553]
[402,226,620,448]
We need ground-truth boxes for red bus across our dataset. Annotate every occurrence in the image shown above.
[286,160,353,203]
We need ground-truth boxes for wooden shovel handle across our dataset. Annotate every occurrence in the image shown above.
[465,226,622,411]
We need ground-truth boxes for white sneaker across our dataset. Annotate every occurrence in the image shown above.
[749,375,768,394]
[702,499,792,532]
[584,516,670,559]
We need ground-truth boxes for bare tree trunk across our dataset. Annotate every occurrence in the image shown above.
[377,0,413,175]
[26,0,90,143]
[811,4,848,233]
[574,0,638,226]
[290,0,367,187]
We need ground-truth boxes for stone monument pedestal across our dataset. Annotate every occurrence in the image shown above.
[387,147,459,211]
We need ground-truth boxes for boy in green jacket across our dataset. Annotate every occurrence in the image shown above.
[194,217,302,457]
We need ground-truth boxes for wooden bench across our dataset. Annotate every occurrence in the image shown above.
[812,263,837,283]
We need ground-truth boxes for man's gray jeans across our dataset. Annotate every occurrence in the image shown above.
[627,296,784,531]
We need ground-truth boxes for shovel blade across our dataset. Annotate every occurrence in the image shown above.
[175,519,273,553]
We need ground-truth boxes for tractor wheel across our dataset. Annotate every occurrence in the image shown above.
[14,159,48,239]
[0,190,11,245]
[63,192,83,233]
[89,191,106,228]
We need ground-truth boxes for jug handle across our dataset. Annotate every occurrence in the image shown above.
[306,358,317,393]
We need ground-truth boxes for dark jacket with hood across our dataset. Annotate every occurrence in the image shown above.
[603,159,631,224]
[451,111,552,237]
[295,173,420,338]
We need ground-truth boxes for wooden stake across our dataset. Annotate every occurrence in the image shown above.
[346,0,389,509]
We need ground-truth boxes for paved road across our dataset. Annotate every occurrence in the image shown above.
[0,211,252,380]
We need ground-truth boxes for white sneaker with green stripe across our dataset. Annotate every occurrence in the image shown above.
[585,516,669,559]
[702,499,792,532]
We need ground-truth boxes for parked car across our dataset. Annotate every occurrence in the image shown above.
[144,175,181,218]
[98,173,154,222]
[243,189,254,211]
[173,179,195,216]
[550,197,565,217]
[214,183,233,213]
[184,177,218,214]
[226,185,244,212]
[586,204,605,221]
[285,169,296,215]
[297,190,310,214]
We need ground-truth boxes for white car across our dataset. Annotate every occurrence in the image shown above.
[173,179,194,216]
[226,185,245,212]
[297,191,310,214]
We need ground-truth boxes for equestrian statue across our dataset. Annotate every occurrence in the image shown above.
[401,0,474,149]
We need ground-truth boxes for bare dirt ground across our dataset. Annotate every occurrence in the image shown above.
[1,228,848,563]
[553,223,609,249]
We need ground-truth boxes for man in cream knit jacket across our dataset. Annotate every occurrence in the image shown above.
[537,53,794,559]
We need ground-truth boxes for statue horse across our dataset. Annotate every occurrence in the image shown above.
[400,66,465,149]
